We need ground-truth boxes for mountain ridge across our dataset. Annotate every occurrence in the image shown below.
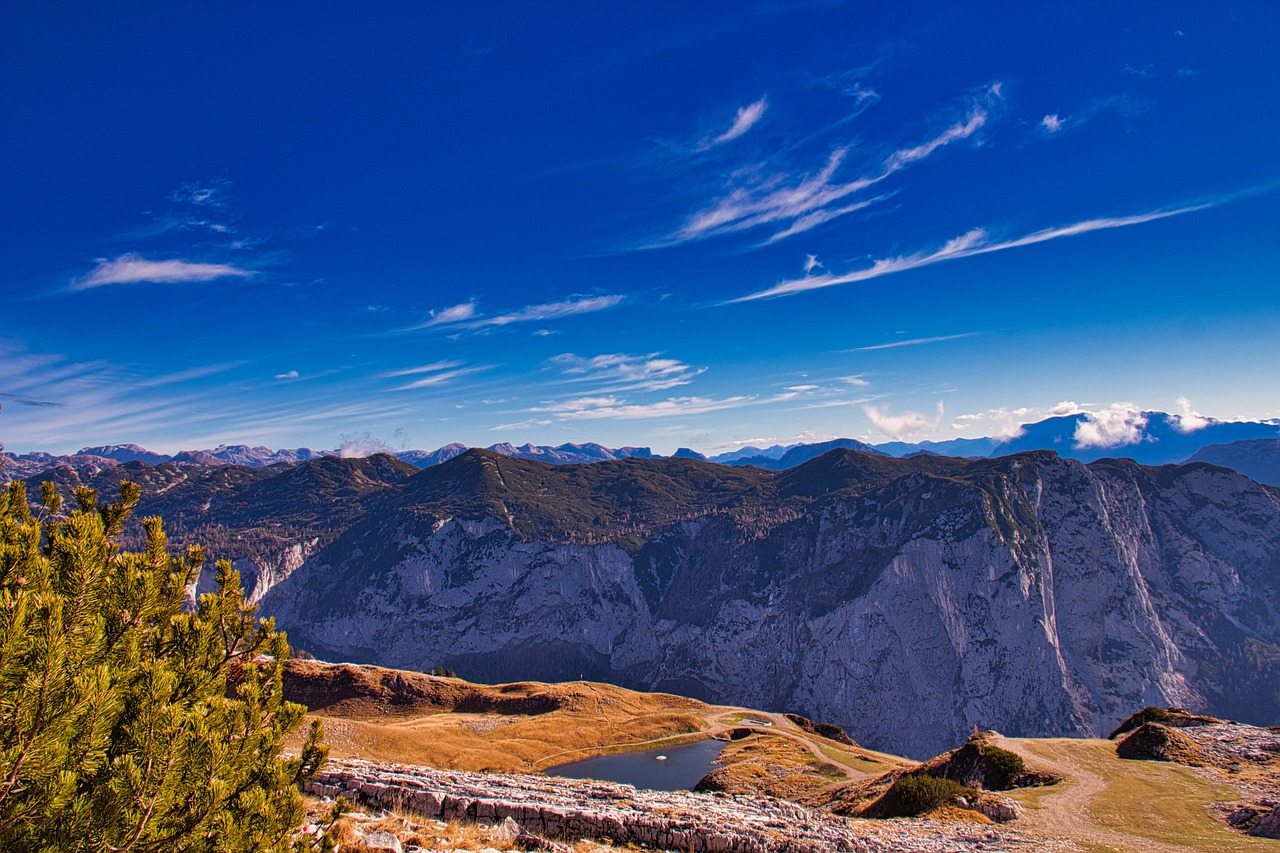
[6,409,1276,483]
[18,446,1272,757]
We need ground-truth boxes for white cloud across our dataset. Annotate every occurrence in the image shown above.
[705,98,768,147]
[379,360,464,378]
[1072,403,1149,449]
[785,384,819,392]
[863,401,944,440]
[171,178,231,208]
[1048,400,1087,417]
[405,295,623,332]
[804,254,822,274]
[538,394,757,421]
[274,370,299,380]
[846,332,980,352]
[664,89,999,247]
[405,301,478,330]
[548,352,705,393]
[71,254,254,290]
[475,295,624,327]
[732,203,1213,302]
[1170,396,1211,433]
[1037,95,1147,138]
[335,431,395,458]
[431,301,478,324]
[882,105,988,171]
[393,366,490,390]
[951,406,1036,439]
[760,196,888,245]
[490,418,553,431]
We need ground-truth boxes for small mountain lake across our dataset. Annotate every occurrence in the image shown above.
[543,739,726,791]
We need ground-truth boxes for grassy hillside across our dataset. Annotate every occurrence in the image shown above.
[284,660,1276,852]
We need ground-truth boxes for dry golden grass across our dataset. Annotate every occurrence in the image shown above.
[1003,737,1275,853]
[285,659,920,809]
[694,732,843,801]
[930,804,994,824]
[810,741,910,775]
[285,660,724,773]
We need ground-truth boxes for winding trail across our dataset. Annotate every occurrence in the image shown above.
[992,735,1270,853]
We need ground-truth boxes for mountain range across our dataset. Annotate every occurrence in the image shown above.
[4,409,1278,482]
[15,445,1280,758]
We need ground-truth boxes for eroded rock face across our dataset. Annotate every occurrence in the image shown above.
[257,452,1280,758]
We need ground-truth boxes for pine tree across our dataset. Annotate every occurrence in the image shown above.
[0,478,332,852]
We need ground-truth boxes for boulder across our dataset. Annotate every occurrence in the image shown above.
[361,830,403,852]
[969,794,1021,823]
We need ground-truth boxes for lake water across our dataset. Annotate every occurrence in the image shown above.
[543,739,726,791]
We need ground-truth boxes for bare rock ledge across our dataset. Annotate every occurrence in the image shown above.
[306,759,1060,853]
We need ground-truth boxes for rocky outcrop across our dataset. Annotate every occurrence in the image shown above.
[1249,806,1280,839]
[784,715,857,747]
[1117,718,1280,838]
[1115,723,1206,764]
[262,450,1280,758]
[916,735,1029,790]
[965,794,1021,823]
[305,759,1048,853]
[1107,706,1220,739]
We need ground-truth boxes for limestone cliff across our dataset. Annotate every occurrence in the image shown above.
[259,450,1280,757]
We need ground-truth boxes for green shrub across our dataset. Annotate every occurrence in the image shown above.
[878,774,975,817]
[980,744,1025,789]
[1108,706,1175,739]
[0,480,332,852]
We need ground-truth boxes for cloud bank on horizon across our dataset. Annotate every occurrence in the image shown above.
[1,4,1277,455]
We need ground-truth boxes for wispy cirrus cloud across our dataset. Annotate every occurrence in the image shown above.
[171,177,232,209]
[70,253,255,290]
[547,352,705,393]
[731,202,1214,302]
[408,295,625,331]
[533,394,758,421]
[661,85,1001,247]
[1037,94,1147,137]
[378,360,464,378]
[701,98,768,148]
[405,302,478,330]
[0,339,238,452]
[0,391,62,408]
[477,295,625,327]
[381,356,491,386]
[845,332,980,352]
[522,381,862,423]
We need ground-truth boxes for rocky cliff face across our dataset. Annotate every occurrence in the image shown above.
[258,450,1280,758]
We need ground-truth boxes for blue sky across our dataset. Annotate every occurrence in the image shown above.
[2,2,1278,455]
